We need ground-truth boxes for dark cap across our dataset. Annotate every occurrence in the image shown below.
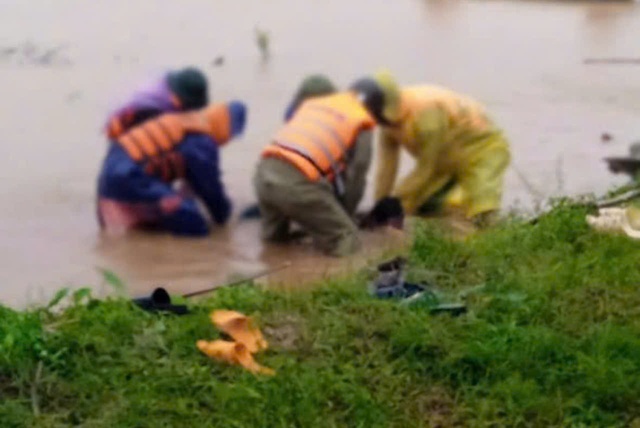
[349,78,394,125]
[167,67,209,110]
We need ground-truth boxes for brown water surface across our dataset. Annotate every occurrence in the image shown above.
[1,0,639,307]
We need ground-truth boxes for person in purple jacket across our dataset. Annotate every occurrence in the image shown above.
[104,67,209,139]
[97,102,247,237]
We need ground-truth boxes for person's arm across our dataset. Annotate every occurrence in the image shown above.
[393,109,449,214]
[341,130,373,216]
[105,108,164,139]
[180,135,232,225]
[283,101,297,122]
[374,129,401,201]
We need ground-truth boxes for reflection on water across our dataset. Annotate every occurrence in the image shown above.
[584,2,635,47]
[1,0,639,307]
[420,0,462,23]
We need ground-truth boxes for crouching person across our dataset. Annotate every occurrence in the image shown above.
[97,102,246,236]
[253,79,393,256]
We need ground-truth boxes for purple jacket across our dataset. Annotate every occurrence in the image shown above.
[104,73,179,137]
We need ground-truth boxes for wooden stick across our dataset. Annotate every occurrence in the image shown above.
[527,186,640,224]
[30,361,43,417]
[596,188,640,208]
[182,262,292,298]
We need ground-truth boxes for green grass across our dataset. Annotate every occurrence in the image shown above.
[2,201,640,427]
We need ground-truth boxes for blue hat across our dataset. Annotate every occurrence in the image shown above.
[227,100,247,138]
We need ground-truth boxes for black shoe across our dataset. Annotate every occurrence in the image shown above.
[132,287,189,315]
[240,204,261,220]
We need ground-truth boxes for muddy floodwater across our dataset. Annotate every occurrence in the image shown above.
[1,0,639,307]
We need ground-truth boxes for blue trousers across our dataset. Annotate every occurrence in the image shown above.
[97,144,209,236]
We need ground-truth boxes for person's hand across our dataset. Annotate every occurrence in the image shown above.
[472,211,498,229]
[359,197,404,230]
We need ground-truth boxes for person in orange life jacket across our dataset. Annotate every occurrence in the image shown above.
[97,101,246,236]
[103,67,209,139]
[240,74,339,221]
[253,78,395,257]
[283,75,406,230]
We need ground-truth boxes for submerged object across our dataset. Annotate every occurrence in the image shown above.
[604,142,640,178]
[359,197,404,230]
[240,203,261,219]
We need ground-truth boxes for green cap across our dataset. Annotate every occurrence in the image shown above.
[295,74,336,100]
[167,67,209,110]
[285,74,336,118]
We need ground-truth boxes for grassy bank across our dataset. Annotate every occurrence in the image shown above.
[2,202,640,427]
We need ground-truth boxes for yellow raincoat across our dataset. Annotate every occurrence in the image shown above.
[374,84,511,218]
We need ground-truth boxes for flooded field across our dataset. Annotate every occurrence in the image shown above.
[0,0,639,307]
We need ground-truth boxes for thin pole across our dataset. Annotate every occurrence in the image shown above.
[181,262,292,298]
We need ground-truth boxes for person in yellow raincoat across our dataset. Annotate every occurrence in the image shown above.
[372,71,511,225]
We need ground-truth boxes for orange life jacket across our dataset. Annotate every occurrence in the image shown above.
[117,103,232,163]
[262,92,375,191]
[106,93,182,139]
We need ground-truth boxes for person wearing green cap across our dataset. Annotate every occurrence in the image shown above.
[104,67,209,139]
[252,75,399,256]
[371,70,511,227]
